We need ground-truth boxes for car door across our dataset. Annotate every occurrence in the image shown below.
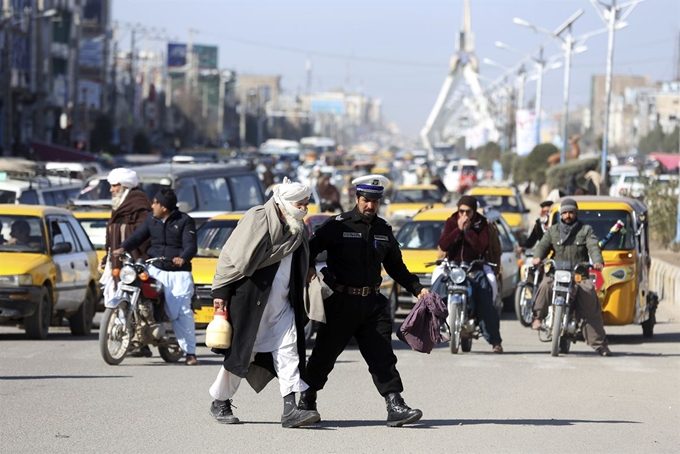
[48,217,77,309]
[63,218,91,304]
[493,217,519,298]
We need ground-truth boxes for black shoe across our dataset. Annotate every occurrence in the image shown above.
[281,408,320,428]
[597,346,613,357]
[129,345,152,358]
[385,393,423,427]
[210,400,240,424]
[298,389,317,412]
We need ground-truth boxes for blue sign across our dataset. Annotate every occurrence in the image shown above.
[167,43,187,68]
[310,99,344,115]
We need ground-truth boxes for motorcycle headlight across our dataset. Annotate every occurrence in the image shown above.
[554,270,572,284]
[450,268,466,284]
[0,274,33,287]
[119,265,137,284]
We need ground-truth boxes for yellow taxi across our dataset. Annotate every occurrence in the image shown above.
[382,206,520,318]
[72,210,110,266]
[192,213,244,326]
[467,186,530,242]
[384,184,446,230]
[0,205,100,338]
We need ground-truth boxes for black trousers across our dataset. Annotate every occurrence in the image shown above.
[305,291,403,397]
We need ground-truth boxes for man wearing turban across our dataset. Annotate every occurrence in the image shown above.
[207,177,321,428]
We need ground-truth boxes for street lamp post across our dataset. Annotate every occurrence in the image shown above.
[590,0,645,177]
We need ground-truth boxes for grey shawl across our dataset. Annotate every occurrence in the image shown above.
[559,219,582,243]
[212,198,308,290]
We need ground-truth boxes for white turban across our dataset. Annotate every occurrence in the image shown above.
[107,168,139,188]
[273,177,311,221]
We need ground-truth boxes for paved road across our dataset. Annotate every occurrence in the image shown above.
[1,302,678,454]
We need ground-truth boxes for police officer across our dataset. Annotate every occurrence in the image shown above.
[299,175,428,427]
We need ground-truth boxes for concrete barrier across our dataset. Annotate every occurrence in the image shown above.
[650,258,680,304]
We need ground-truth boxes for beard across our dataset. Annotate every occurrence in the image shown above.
[561,217,577,225]
[111,190,127,210]
[282,209,305,236]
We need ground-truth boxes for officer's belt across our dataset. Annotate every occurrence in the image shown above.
[332,284,380,297]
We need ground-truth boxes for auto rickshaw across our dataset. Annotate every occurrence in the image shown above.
[550,196,658,337]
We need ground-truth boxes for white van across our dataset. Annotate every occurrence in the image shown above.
[443,159,478,193]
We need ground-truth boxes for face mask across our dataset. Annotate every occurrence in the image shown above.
[278,197,308,221]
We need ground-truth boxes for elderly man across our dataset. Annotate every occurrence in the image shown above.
[208,177,321,428]
[531,198,612,356]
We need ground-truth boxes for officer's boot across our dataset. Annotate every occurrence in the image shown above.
[385,392,423,427]
[298,389,317,412]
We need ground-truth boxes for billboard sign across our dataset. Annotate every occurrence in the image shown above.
[310,99,344,115]
[79,37,104,68]
[194,45,218,69]
[167,43,187,68]
[516,109,537,156]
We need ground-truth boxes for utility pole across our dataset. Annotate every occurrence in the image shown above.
[128,26,137,152]
[560,28,574,164]
[2,3,13,155]
[110,23,117,142]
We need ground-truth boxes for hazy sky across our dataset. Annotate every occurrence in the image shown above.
[113,0,679,136]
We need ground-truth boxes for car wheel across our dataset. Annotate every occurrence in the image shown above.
[25,287,51,340]
[70,287,95,336]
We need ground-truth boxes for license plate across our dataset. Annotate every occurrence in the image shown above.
[194,306,215,324]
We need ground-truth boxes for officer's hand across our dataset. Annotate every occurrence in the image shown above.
[213,298,226,311]
[418,288,430,298]
[532,257,541,266]
[593,263,604,271]
[306,267,317,283]
[172,257,185,267]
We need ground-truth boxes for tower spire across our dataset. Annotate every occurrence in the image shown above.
[457,0,475,54]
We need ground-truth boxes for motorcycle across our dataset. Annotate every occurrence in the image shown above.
[426,258,493,354]
[99,252,184,365]
[537,259,592,357]
[515,248,541,327]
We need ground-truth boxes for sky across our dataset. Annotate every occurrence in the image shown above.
[113,0,680,137]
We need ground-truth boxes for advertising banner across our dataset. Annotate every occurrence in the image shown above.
[310,99,344,115]
[516,109,537,156]
[79,37,104,68]
[77,80,102,109]
[167,43,187,68]
[194,45,218,69]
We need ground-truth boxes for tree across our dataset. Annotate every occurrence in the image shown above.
[501,152,516,179]
[472,142,501,170]
[638,126,679,154]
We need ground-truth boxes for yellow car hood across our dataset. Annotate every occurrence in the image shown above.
[401,249,439,275]
[0,253,50,275]
[191,257,218,285]
[501,213,523,228]
[387,202,444,218]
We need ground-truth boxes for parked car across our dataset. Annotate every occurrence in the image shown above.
[0,205,100,338]
[381,207,520,318]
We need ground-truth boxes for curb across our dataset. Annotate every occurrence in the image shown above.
[650,258,680,305]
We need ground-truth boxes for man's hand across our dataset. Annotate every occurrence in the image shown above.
[113,247,125,256]
[532,257,542,266]
[457,216,471,231]
[213,298,226,311]
[516,246,524,255]
[306,267,317,283]
[172,257,185,267]
[593,262,604,271]
[418,288,430,298]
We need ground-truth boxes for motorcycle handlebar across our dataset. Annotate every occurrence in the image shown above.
[424,258,495,268]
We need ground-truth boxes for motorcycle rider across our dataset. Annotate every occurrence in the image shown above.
[531,198,612,356]
[114,188,199,365]
[435,195,503,353]
[517,200,553,254]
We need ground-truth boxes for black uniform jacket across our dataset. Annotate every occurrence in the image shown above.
[211,247,308,390]
[309,206,423,297]
[120,210,197,272]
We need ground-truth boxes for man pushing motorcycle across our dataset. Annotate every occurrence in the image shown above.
[530,198,612,357]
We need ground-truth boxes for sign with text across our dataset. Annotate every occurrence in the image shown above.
[516,109,537,156]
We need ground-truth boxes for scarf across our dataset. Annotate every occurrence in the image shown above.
[559,219,582,243]
[212,198,308,291]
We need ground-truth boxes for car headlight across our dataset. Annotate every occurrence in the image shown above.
[0,274,33,287]
[450,268,466,284]
[119,266,137,284]
[554,270,572,284]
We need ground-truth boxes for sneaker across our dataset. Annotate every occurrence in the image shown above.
[385,393,423,427]
[492,344,503,354]
[531,319,542,331]
[185,354,198,366]
[209,400,240,424]
[129,345,153,358]
[281,408,320,428]
[597,346,613,357]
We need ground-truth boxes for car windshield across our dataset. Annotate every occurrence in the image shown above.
[0,215,46,253]
[393,189,443,204]
[396,220,446,250]
[76,217,108,250]
[476,195,521,213]
[551,209,634,250]
[196,220,239,257]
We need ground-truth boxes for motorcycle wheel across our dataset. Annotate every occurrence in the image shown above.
[159,345,184,363]
[559,336,571,354]
[99,304,131,365]
[448,302,462,354]
[461,337,472,352]
[514,285,534,328]
[550,305,564,357]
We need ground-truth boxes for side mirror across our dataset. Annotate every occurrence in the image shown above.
[524,208,530,214]
[52,242,72,255]
[177,201,194,213]
[383,199,391,205]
